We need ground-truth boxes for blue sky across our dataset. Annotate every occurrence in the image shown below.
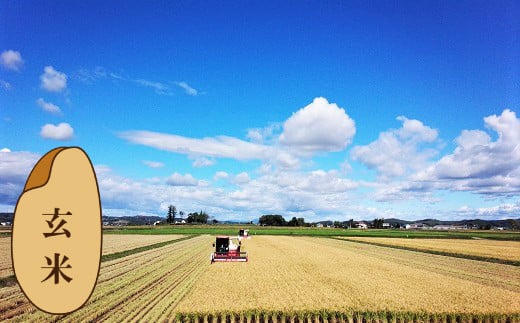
[1,1,519,221]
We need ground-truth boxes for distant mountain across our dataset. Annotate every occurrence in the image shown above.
[1,212,519,229]
[103,215,164,226]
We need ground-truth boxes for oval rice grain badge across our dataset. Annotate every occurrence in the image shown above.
[12,147,102,314]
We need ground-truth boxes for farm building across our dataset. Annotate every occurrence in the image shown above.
[356,222,368,229]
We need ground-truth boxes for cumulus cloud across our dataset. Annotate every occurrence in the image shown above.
[0,50,24,71]
[176,81,198,96]
[279,97,356,153]
[232,172,251,185]
[166,173,199,186]
[246,123,280,144]
[36,98,62,115]
[40,122,74,140]
[142,160,164,168]
[0,150,40,204]
[413,109,520,196]
[213,171,229,181]
[351,116,438,179]
[40,66,67,92]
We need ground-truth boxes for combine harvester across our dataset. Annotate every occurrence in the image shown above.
[210,234,248,263]
[238,228,251,240]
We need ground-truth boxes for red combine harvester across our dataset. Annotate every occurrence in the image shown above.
[238,228,251,240]
[210,236,248,263]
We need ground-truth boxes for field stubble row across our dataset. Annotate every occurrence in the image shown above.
[0,235,211,322]
[339,236,520,263]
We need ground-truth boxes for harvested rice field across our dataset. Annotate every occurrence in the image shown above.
[1,234,519,322]
[0,237,11,278]
[338,236,520,263]
[0,234,185,279]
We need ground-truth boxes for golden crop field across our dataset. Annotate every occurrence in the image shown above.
[1,234,519,322]
[176,236,520,317]
[0,237,11,278]
[102,234,185,255]
[340,236,520,263]
[0,235,211,321]
[0,234,184,279]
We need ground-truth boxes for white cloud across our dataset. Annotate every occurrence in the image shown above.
[142,160,164,168]
[166,173,199,186]
[454,203,520,220]
[0,150,40,204]
[192,156,215,168]
[176,81,198,96]
[214,171,229,181]
[351,116,438,179]
[279,97,356,153]
[135,79,171,95]
[40,66,67,92]
[40,122,74,140]
[0,80,12,90]
[0,50,24,71]
[232,172,250,185]
[246,123,280,144]
[413,109,520,196]
[36,98,62,115]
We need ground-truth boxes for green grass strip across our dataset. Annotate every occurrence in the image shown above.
[101,235,199,262]
[332,237,520,267]
[103,225,520,241]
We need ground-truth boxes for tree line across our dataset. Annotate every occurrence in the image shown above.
[166,205,215,224]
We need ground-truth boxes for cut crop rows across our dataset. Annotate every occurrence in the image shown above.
[0,235,212,321]
[337,236,520,265]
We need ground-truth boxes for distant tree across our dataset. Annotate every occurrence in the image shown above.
[187,210,209,224]
[288,217,298,226]
[372,218,384,229]
[179,211,185,218]
[167,205,176,224]
[297,218,305,226]
[348,218,354,229]
[333,221,342,228]
[259,214,287,226]
[507,219,519,230]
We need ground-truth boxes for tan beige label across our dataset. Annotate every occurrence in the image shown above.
[12,147,102,314]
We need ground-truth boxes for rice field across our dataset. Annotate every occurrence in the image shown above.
[1,234,519,322]
[339,236,520,263]
[176,236,520,316]
[0,234,185,279]
[0,235,211,321]
[102,234,185,255]
[0,237,11,278]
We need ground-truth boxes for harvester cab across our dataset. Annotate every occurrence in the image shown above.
[211,236,248,263]
[238,229,251,240]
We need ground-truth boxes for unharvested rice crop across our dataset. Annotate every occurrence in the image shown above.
[340,236,520,263]
[0,237,12,278]
[102,234,185,255]
[176,236,520,318]
[0,235,212,321]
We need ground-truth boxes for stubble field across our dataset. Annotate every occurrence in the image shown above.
[0,234,519,322]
